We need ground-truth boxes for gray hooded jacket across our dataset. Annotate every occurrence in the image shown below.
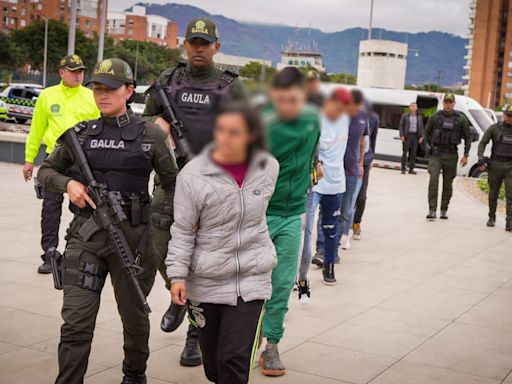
[166,145,280,305]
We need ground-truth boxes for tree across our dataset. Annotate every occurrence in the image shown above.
[0,32,25,69]
[239,61,276,82]
[328,73,356,85]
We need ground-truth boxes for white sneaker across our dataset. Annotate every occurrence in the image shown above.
[341,235,351,250]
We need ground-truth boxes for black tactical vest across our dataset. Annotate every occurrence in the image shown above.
[431,111,462,148]
[167,64,237,155]
[81,114,152,201]
[493,123,512,159]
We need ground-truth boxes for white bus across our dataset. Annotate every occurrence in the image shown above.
[320,84,494,177]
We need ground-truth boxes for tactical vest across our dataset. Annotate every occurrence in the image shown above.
[493,123,512,159]
[167,63,237,155]
[80,114,152,201]
[431,111,462,149]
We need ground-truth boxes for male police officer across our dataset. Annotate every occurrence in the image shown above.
[38,58,178,384]
[424,93,472,220]
[23,54,99,274]
[143,17,245,366]
[477,104,512,231]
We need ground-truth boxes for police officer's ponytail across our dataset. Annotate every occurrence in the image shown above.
[126,80,137,105]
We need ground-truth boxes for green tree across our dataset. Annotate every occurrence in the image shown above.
[0,32,25,69]
[239,61,276,82]
[328,73,356,85]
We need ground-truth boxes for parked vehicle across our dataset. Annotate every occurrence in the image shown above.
[131,85,150,116]
[320,84,494,177]
[0,85,41,124]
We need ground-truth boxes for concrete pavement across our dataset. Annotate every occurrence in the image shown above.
[0,162,511,383]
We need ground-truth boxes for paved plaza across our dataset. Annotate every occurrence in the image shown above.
[1,162,511,383]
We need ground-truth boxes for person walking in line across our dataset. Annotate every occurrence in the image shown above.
[399,102,424,174]
[353,102,379,240]
[298,88,351,299]
[23,54,99,274]
[259,67,320,377]
[167,101,279,384]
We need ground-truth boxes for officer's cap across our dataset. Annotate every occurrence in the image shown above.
[503,104,512,116]
[306,70,320,81]
[443,93,456,103]
[185,18,219,43]
[86,58,134,89]
[60,54,86,71]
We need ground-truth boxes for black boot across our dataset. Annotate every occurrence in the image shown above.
[121,373,147,384]
[37,254,52,274]
[180,324,202,367]
[487,216,496,227]
[160,302,187,333]
[440,210,448,220]
[426,210,436,220]
[322,263,336,285]
[506,220,512,232]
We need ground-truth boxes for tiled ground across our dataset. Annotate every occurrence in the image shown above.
[1,162,511,383]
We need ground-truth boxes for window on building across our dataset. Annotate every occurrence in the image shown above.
[2,17,8,25]
[20,19,25,26]
[2,7,7,13]
[21,8,25,16]
[86,20,90,26]
[128,19,134,24]
[288,60,293,65]
[11,7,17,12]
[128,28,133,35]
[37,4,42,10]
[374,52,387,57]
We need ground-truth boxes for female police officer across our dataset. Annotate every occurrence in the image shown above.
[37,58,178,384]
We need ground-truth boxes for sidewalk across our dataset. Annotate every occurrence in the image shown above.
[0,163,511,384]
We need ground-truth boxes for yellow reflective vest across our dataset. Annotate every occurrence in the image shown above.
[25,81,99,163]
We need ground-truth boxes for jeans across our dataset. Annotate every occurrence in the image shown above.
[354,164,371,224]
[317,175,363,251]
[320,193,344,265]
[401,133,419,171]
[298,191,321,280]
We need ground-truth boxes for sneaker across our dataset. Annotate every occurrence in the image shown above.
[322,264,336,285]
[37,256,52,274]
[401,169,406,174]
[353,223,362,240]
[335,255,341,264]
[440,210,448,220]
[297,280,310,304]
[426,210,436,220]
[260,344,286,377]
[409,170,417,175]
[311,251,324,267]
[293,281,299,292]
[340,235,351,250]
[487,216,496,227]
[121,374,147,384]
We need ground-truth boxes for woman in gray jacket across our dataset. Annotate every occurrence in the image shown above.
[166,101,279,384]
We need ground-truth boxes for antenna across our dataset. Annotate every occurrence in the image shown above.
[368,0,374,40]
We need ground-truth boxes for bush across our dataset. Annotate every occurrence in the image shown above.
[477,178,505,200]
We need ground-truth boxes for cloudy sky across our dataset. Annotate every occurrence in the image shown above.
[110,0,472,37]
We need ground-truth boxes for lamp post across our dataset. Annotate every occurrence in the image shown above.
[134,40,139,81]
[67,0,77,54]
[40,15,49,88]
[97,0,107,61]
[368,0,374,40]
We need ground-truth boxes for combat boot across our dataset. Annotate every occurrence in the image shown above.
[322,263,336,285]
[260,343,286,377]
[160,302,187,333]
[37,254,52,274]
[180,324,202,366]
[506,220,512,232]
[426,210,436,220]
[121,373,147,384]
[487,216,496,227]
[440,210,449,220]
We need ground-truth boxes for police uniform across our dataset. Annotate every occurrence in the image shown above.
[25,55,99,273]
[424,93,472,218]
[477,104,512,231]
[37,59,178,384]
[142,17,246,365]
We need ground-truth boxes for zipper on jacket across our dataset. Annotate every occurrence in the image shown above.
[235,186,244,297]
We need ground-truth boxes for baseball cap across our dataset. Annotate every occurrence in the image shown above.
[86,58,134,89]
[185,18,219,43]
[306,70,320,81]
[60,54,86,71]
[502,103,512,115]
[443,93,456,103]
[331,87,352,105]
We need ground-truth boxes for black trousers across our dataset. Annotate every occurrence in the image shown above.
[188,298,264,384]
[41,187,64,253]
[354,164,371,224]
[401,133,419,171]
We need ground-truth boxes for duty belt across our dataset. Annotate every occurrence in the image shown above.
[492,155,512,162]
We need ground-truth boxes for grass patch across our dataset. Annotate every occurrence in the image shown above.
[477,178,506,200]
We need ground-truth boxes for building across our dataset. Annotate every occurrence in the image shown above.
[1,0,105,38]
[214,53,272,74]
[465,0,512,108]
[356,39,408,90]
[107,5,178,48]
[276,46,325,72]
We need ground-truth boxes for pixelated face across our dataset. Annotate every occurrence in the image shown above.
[270,86,306,121]
[214,112,252,159]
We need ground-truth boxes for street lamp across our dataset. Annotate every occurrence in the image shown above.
[38,15,49,88]
[97,0,107,61]
[68,0,77,54]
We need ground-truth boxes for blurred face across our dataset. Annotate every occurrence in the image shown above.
[185,38,220,68]
[270,86,306,121]
[504,113,512,125]
[214,112,251,160]
[92,83,134,116]
[59,68,84,88]
[306,79,321,96]
[348,101,362,117]
[324,99,346,121]
[443,100,455,113]
[410,103,418,113]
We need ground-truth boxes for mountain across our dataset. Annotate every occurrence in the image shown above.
[132,2,467,85]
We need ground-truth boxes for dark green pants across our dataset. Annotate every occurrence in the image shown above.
[488,160,512,221]
[428,153,458,211]
[56,215,156,384]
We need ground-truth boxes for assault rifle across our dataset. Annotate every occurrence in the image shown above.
[60,127,151,314]
[147,80,192,160]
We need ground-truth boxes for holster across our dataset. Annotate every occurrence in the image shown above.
[46,247,63,290]
[34,179,43,200]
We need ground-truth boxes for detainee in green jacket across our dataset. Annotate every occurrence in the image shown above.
[259,67,320,378]
[22,54,99,274]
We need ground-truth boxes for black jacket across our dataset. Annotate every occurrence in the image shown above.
[399,112,424,138]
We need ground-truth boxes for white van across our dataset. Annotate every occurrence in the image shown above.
[320,84,494,177]
[131,85,150,116]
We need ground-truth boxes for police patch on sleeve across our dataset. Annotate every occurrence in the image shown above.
[141,143,151,152]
